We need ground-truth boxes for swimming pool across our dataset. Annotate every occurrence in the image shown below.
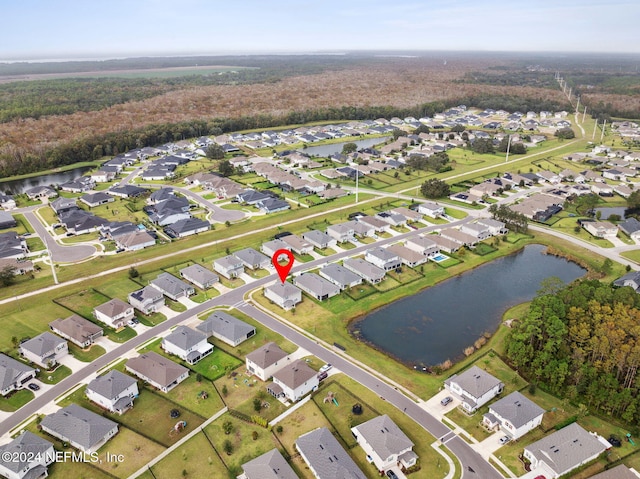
[431,254,448,262]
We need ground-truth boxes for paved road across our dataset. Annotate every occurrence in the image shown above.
[23,210,96,263]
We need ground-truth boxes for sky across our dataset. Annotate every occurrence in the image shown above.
[2,0,639,61]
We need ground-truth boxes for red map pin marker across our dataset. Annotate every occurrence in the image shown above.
[272,249,294,283]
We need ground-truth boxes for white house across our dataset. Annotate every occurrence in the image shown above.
[444,365,504,413]
[19,332,68,368]
[0,354,36,396]
[161,326,213,365]
[86,370,139,415]
[269,359,319,402]
[41,405,119,453]
[365,247,401,271]
[351,415,418,473]
[0,432,55,479]
[482,391,544,440]
[264,282,302,310]
[93,298,135,329]
[417,202,444,218]
[213,254,244,279]
[125,352,189,393]
[245,342,291,381]
[583,221,618,238]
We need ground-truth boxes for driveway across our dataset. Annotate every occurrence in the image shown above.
[23,211,96,263]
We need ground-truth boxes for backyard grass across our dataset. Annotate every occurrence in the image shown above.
[233,390,288,423]
[47,457,114,479]
[39,365,72,384]
[0,389,34,412]
[55,289,111,320]
[161,375,225,418]
[68,342,106,362]
[149,431,227,479]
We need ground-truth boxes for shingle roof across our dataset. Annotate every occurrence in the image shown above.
[352,415,414,460]
[180,264,218,286]
[296,427,367,479]
[294,273,340,298]
[320,263,361,286]
[41,404,118,451]
[0,353,35,391]
[163,326,207,351]
[588,464,640,479]
[0,431,53,474]
[49,315,103,344]
[489,391,545,428]
[446,365,502,399]
[94,298,131,318]
[241,448,298,479]
[126,351,188,388]
[235,248,270,267]
[86,370,137,401]
[151,272,193,297]
[19,332,66,357]
[196,311,255,343]
[273,359,317,389]
[246,342,288,368]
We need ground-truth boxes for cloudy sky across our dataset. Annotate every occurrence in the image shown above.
[2,0,638,60]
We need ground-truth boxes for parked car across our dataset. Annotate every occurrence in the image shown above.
[386,471,398,479]
[499,435,511,445]
[440,396,453,406]
[533,475,546,479]
[319,363,332,373]
[27,383,40,391]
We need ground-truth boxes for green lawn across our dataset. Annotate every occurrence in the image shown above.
[162,375,225,418]
[55,289,111,320]
[69,342,106,362]
[0,389,34,412]
[149,431,227,479]
[26,237,46,252]
[39,365,72,384]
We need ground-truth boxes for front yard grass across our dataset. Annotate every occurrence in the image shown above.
[149,431,226,479]
[446,407,492,442]
[39,365,72,384]
[68,342,106,362]
[0,389,34,412]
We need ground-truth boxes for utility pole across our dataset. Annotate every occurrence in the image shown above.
[592,119,598,140]
[355,167,359,204]
[505,134,512,163]
[582,106,587,123]
[600,120,606,143]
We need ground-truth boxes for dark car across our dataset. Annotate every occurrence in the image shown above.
[27,383,40,391]
[440,396,453,406]
[609,435,622,447]
[386,471,398,479]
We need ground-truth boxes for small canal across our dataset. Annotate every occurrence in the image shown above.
[0,166,93,195]
[352,244,586,367]
[298,136,390,157]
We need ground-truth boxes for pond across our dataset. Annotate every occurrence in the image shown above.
[0,166,92,195]
[352,244,586,367]
[594,206,626,220]
[299,136,390,158]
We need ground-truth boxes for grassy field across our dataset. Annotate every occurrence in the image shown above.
[68,342,105,362]
[0,389,34,412]
[93,427,165,479]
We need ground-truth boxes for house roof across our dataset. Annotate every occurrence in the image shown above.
[342,258,385,281]
[94,298,131,319]
[0,431,53,474]
[489,391,545,429]
[129,285,163,303]
[80,192,112,205]
[126,351,189,387]
[264,282,301,300]
[619,218,640,235]
[302,230,332,245]
[86,370,137,401]
[180,264,218,285]
[588,464,640,479]
[241,448,298,479]
[366,246,398,262]
[108,185,147,197]
[214,254,243,269]
[296,427,367,479]
[320,263,361,286]
[196,311,255,343]
[445,365,502,399]
[151,272,193,297]
[0,353,35,391]
[41,404,118,451]
[117,230,155,248]
[524,423,606,476]
[49,315,103,344]
[280,234,311,251]
[352,414,414,460]
[273,359,317,389]
[235,247,270,267]
[20,332,66,358]
[294,273,340,298]
[165,217,210,235]
[246,342,288,369]
[258,198,290,212]
[163,326,207,351]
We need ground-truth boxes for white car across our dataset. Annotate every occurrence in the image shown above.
[319,364,332,373]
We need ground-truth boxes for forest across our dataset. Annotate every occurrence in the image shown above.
[507,279,640,425]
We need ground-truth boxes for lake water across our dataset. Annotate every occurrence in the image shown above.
[353,244,586,367]
[594,206,627,220]
[0,166,92,195]
[299,136,390,158]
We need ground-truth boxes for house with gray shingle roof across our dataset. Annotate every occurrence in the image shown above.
[618,217,640,241]
[0,354,36,397]
[19,332,68,369]
[405,236,440,257]
[125,351,189,392]
[269,359,319,402]
[342,258,386,284]
[351,414,418,472]
[483,391,544,439]
[444,365,504,413]
[319,263,362,290]
[296,427,367,479]
[0,431,55,479]
[161,326,213,365]
[213,254,244,279]
[128,285,165,315]
[387,244,428,268]
[588,464,640,479]
[264,282,302,311]
[294,273,340,301]
[180,264,219,289]
[196,311,256,347]
[94,298,135,329]
[365,247,401,271]
[235,248,270,270]
[239,448,298,479]
[49,314,103,348]
[261,239,291,259]
[150,272,195,300]
[246,342,291,381]
[523,423,608,478]
[80,192,114,208]
[280,234,313,255]
[326,222,355,243]
[302,230,336,250]
[41,404,119,453]
[86,370,139,415]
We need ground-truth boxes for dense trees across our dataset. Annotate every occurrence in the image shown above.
[406,152,450,172]
[420,178,450,199]
[206,144,225,160]
[470,138,495,154]
[342,142,357,154]
[507,279,640,421]
[497,137,527,154]
[488,204,528,233]
[0,266,16,287]
[217,160,234,177]
[555,127,576,139]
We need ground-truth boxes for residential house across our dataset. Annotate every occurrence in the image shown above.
[164,218,210,238]
[483,391,545,440]
[0,431,55,479]
[365,247,401,271]
[49,314,103,348]
[583,221,618,238]
[235,248,270,270]
[80,192,114,208]
[150,272,195,300]
[161,326,213,364]
[25,185,57,200]
[460,222,492,240]
[90,170,116,183]
[351,415,418,473]
[261,239,291,261]
[319,263,362,290]
[264,282,303,311]
[280,234,313,255]
[0,354,37,396]
[179,264,219,289]
[302,230,337,250]
[59,176,95,193]
[0,194,16,211]
[352,221,375,238]
[390,207,422,223]
[41,404,119,453]
[591,183,614,196]
[294,273,340,301]
[269,359,319,402]
[440,228,479,247]
[469,182,502,198]
[0,212,17,230]
[376,211,407,228]
[296,427,367,479]
[357,215,389,233]
[50,197,78,215]
[107,185,148,198]
[128,285,165,315]
[0,258,34,275]
[115,230,155,251]
[444,365,504,413]
[587,465,640,479]
[615,183,634,198]
[405,236,440,257]
[342,258,386,284]
[213,254,244,279]
[126,351,189,392]
[58,210,108,235]
[614,272,640,292]
[238,448,298,479]
[387,244,429,267]
[257,198,290,214]
[523,423,608,479]
[86,370,139,415]
[246,342,291,381]
[93,298,135,329]
[196,311,256,347]
[476,218,508,235]
[417,202,445,218]
[19,332,68,368]
[619,218,640,241]
[326,222,355,243]
[0,232,27,259]
[318,187,348,199]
